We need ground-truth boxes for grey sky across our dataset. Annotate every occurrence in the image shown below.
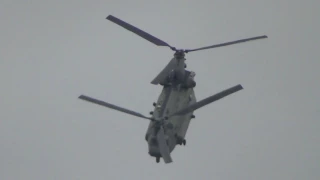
[1,0,319,179]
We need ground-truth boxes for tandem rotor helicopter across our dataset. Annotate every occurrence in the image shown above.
[78,15,268,164]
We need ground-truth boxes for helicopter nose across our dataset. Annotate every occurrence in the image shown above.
[148,146,161,157]
[149,151,161,157]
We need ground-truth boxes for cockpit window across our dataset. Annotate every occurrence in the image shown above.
[150,138,158,146]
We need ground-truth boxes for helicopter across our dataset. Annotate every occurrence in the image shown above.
[78,15,268,164]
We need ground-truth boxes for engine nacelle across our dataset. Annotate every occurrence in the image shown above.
[184,71,196,88]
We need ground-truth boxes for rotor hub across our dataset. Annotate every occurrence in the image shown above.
[174,50,185,59]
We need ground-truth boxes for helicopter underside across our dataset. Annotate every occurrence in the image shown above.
[145,85,197,163]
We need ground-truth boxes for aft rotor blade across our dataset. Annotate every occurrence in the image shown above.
[169,84,243,116]
[157,126,173,163]
[106,15,172,47]
[78,95,152,120]
[151,58,177,85]
[185,35,268,53]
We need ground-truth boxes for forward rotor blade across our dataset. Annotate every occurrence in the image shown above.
[185,35,268,53]
[78,95,152,120]
[151,58,177,85]
[157,126,173,163]
[169,84,243,116]
[106,15,171,47]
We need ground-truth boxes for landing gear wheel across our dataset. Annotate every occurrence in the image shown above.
[156,157,160,163]
[182,139,186,145]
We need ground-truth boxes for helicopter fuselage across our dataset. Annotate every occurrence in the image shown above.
[78,14,264,164]
[145,84,196,159]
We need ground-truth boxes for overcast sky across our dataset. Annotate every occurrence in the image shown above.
[1,0,319,179]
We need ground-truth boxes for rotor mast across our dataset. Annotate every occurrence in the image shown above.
[172,50,187,84]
